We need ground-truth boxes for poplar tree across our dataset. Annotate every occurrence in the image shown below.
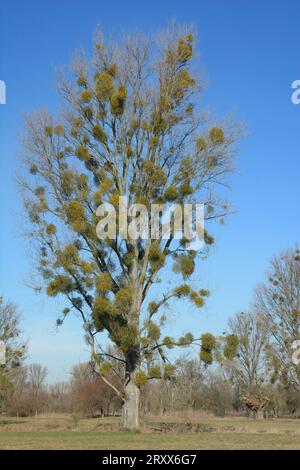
[20,25,239,429]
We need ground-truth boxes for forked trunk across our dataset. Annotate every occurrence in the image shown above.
[121,349,140,430]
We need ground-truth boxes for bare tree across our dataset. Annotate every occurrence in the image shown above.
[0,297,27,369]
[226,311,269,393]
[70,361,122,416]
[0,297,27,409]
[28,363,48,392]
[70,362,95,386]
[49,381,71,413]
[255,248,300,388]
[173,358,205,410]
[27,363,48,414]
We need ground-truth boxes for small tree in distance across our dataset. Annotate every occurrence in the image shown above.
[225,311,269,394]
[255,248,300,389]
[20,24,240,429]
[0,297,27,410]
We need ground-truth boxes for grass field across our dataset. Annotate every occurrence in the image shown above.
[0,415,300,449]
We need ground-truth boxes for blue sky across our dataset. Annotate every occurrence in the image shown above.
[0,0,299,382]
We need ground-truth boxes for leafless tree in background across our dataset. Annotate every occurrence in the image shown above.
[225,311,270,393]
[0,297,27,410]
[255,248,300,388]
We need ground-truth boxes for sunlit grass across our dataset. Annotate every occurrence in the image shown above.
[0,415,300,449]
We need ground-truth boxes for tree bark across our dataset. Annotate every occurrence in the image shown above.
[121,376,140,429]
[121,349,140,430]
[257,409,264,420]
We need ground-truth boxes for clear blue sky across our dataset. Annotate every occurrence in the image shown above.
[0,0,299,382]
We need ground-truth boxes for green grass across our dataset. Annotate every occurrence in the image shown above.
[1,431,300,450]
[0,415,300,449]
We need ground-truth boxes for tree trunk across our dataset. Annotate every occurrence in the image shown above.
[121,349,140,430]
[121,377,140,429]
